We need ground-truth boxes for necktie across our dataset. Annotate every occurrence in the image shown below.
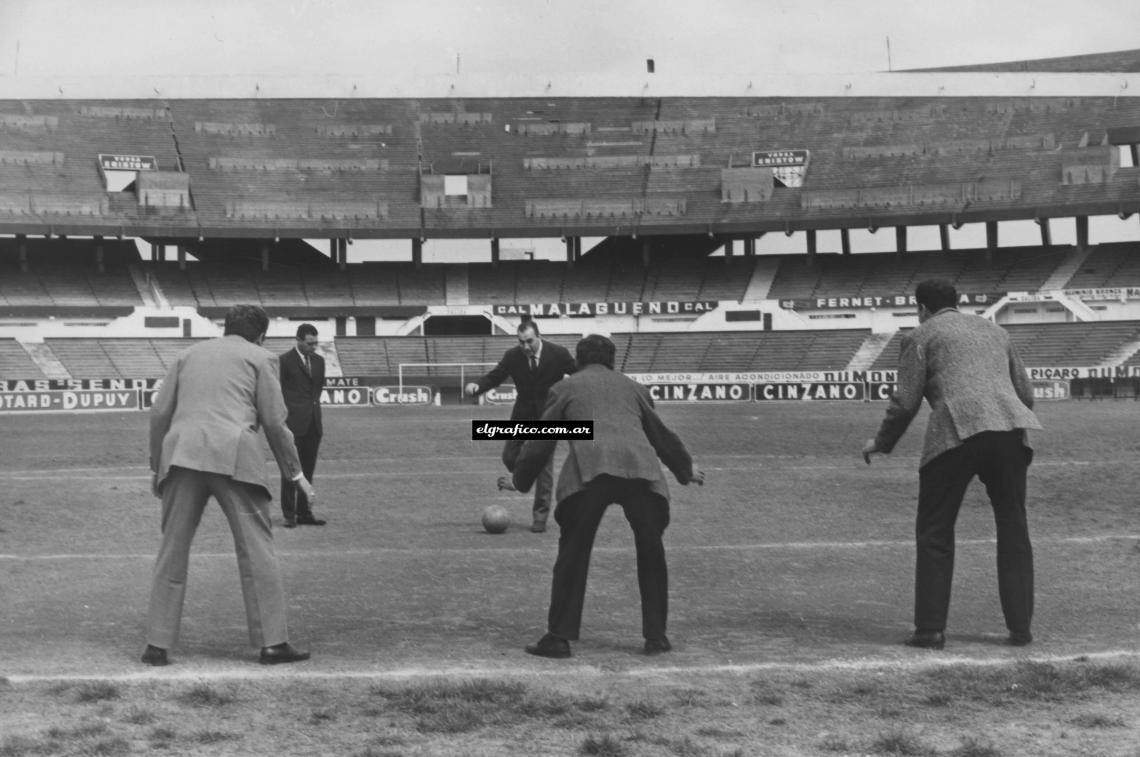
[304,355,312,374]
[529,354,538,373]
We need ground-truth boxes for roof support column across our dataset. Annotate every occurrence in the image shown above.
[985,221,998,263]
[17,233,28,272]
[261,242,270,272]
[1038,218,1052,247]
[939,224,950,251]
[94,235,104,274]
[723,238,734,258]
[491,237,500,268]
[743,237,755,257]
[895,226,907,256]
[840,228,851,256]
[339,238,347,271]
[806,230,817,262]
[1076,215,1089,252]
[641,238,651,267]
[177,245,187,271]
[412,237,423,268]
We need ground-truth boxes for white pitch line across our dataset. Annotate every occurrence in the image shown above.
[3,534,1137,562]
[0,458,1125,481]
[6,649,1140,685]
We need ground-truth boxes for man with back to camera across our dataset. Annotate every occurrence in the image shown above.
[862,279,1042,650]
[279,323,327,528]
[465,320,576,533]
[503,334,705,658]
[142,304,314,666]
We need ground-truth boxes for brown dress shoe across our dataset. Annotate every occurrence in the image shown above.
[904,630,946,650]
[525,633,571,658]
[141,645,169,666]
[259,642,311,665]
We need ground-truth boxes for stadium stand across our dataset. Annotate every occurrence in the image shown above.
[871,321,1140,370]
[0,339,48,379]
[1062,242,1140,289]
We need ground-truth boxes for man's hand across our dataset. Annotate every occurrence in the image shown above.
[497,475,517,492]
[688,469,706,486]
[297,477,317,504]
[861,439,882,465]
[465,382,479,396]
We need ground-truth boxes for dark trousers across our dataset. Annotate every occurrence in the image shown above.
[503,438,553,524]
[914,430,1034,634]
[546,475,670,641]
[280,429,321,523]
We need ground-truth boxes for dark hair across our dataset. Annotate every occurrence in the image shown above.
[223,304,270,344]
[296,323,318,340]
[518,320,540,336]
[915,279,958,313]
[576,334,615,369]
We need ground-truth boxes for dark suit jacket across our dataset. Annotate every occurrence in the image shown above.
[280,348,325,438]
[874,308,1042,469]
[513,364,694,505]
[474,340,576,419]
[150,335,303,497]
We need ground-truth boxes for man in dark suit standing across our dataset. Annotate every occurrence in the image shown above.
[280,323,327,528]
[466,320,576,532]
[505,334,704,658]
[863,279,1042,650]
[143,304,314,666]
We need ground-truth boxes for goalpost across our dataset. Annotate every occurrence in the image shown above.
[397,362,499,401]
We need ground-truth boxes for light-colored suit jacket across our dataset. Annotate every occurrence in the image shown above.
[150,335,303,496]
[512,364,694,504]
[874,308,1042,469]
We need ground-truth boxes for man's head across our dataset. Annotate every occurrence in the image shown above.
[517,320,541,355]
[914,279,958,323]
[576,334,615,369]
[223,305,269,344]
[295,323,319,356]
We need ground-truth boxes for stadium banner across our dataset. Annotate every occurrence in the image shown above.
[0,378,159,392]
[866,382,897,401]
[778,292,1002,310]
[644,383,751,402]
[628,370,897,384]
[491,301,718,318]
[1032,380,1071,401]
[1026,366,1112,380]
[0,389,141,413]
[370,386,434,406]
[483,386,517,405]
[754,382,866,401]
[1063,287,1140,302]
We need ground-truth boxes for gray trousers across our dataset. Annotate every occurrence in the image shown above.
[503,439,554,524]
[146,466,289,649]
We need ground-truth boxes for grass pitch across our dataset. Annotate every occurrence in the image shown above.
[1,400,1139,755]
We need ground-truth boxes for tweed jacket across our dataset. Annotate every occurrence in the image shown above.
[874,308,1042,469]
[280,347,325,438]
[512,364,694,504]
[150,335,303,496]
[474,340,577,418]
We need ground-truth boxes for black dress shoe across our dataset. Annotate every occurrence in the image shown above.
[259,642,311,665]
[1007,630,1033,647]
[644,636,672,655]
[904,630,946,650]
[530,521,547,533]
[283,521,297,529]
[525,633,571,659]
[141,645,169,666]
[296,516,326,526]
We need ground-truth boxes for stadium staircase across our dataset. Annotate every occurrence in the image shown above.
[845,332,896,372]
[1039,245,1095,291]
[21,341,71,379]
[741,257,781,301]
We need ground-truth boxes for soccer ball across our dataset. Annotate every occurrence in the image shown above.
[482,505,511,534]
